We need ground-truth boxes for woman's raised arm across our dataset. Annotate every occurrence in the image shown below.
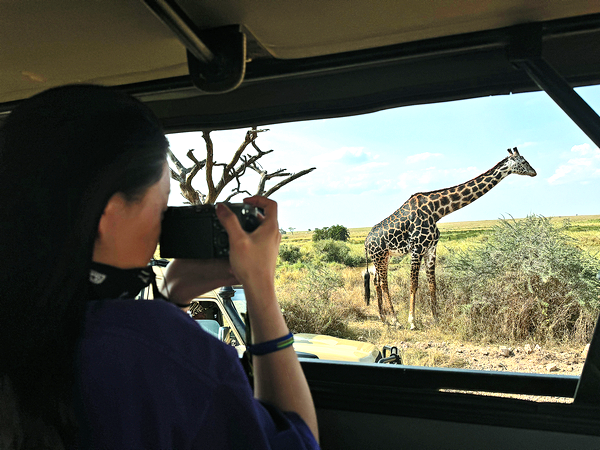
[216,196,319,443]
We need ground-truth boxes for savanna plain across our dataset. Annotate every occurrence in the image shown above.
[275,214,600,382]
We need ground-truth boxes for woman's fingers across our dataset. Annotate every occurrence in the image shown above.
[215,197,281,287]
[215,203,243,236]
[216,197,279,240]
[241,196,277,222]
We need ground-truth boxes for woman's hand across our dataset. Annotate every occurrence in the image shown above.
[215,196,281,295]
[216,196,284,341]
[159,196,280,305]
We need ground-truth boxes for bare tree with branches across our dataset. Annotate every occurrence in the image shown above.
[168,127,316,205]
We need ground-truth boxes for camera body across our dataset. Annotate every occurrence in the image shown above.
[159,203,262,259]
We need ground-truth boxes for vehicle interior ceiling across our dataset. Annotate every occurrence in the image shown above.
[3,0,600,445]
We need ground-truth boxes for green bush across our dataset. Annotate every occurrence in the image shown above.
[312,239,365,267]
[312,227,328,241]
[277,264,357,338]
[445,215,600,343]
[328,224,350,241]
[313,239,349,264]
[342,253,366,268]
[312,224,350,242]
[279,244,302,263]
[298,263,344,302]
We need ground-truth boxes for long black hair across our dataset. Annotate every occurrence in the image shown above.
[0,85,169,447]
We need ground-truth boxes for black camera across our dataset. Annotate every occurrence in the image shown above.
[159,203,263,259]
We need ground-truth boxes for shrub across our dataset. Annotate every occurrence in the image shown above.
[276,264,357,338]
[298,263,344,302]
[312,224,350,242]
[328,224,350,241]
[313,239,350,264]
[312,239,365,266]
[444,215,600,344]
[342,252,366,268]
[279,244,302,263]
[312,227,329,241]
[390,256,406,265]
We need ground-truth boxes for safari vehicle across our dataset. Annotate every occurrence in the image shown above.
[2,0,600,448]
[141,265,398,363]
[188,285,398,364]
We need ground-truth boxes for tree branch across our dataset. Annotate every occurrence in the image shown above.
[168,127,316,205]
[209,127,270,203]
[263,167,316,197]
[167,148,206,204]
[224,189,252,202]
[202,131,217,202]
[167,149,186,183]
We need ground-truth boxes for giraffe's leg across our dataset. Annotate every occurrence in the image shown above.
[372,260,385,322]
[380,264,397,326]
[408,253,423,330]
[374,256,395,324]
[374,277,385,323]
[425,245,438,322]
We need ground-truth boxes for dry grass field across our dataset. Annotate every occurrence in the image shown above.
[284,214,600,252]
[276,215,600,375]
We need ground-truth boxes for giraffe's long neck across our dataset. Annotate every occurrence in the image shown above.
[430,158,511,222]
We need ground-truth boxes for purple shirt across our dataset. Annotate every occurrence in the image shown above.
[76,298,319,450]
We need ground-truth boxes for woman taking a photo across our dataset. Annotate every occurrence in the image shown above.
[0,85,319,449]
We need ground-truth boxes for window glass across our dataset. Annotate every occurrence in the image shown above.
[166,86,600,374]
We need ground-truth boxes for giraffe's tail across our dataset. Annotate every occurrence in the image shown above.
[363,247,371,306]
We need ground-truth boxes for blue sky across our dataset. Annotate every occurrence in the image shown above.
[167,85,600,231]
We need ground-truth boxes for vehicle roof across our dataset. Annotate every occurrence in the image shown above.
[2,1,600,130]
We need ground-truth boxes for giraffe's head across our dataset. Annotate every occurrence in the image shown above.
[506,147,537,177]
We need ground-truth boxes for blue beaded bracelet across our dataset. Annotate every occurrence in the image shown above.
[247,332,294,356]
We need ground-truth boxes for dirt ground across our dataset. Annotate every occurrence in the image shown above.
[396,339,589,375]
[353,317,589,377]
[380,339,590,403]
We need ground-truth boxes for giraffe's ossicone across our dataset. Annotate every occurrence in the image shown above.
[364,148,536,328]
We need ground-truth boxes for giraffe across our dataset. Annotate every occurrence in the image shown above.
[363,148,537,329]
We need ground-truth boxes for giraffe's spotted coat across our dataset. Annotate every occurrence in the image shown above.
[364,148,537,328]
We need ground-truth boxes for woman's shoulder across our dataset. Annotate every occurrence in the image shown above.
[85,297,194,334]
[82,298,239,377]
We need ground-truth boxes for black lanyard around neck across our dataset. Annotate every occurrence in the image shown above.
[88,262,155,300]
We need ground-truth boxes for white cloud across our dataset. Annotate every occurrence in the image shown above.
[418,168,436,184]
[397,169,433,190]
[310,146,370,166]
[571,143,595,155]
[396,166,480,190]
[347,161,389,172]
[406,152,443,164]
[547,143,600,185]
